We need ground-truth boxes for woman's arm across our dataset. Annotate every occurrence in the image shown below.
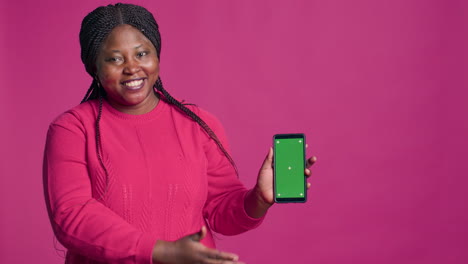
[43,112,155,263]
[198,109,266,235]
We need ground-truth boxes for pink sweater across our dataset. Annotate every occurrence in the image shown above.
[43,96,263,263]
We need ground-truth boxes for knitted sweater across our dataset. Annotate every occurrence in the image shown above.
[43,96,263,263]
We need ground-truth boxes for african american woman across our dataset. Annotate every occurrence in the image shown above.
[43,3,316,264]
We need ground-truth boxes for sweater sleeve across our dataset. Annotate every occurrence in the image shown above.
[199,110,265,235]
[43,112,155,263]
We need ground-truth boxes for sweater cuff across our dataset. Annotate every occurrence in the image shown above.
[136,233,156,264]
[238,191,266,230]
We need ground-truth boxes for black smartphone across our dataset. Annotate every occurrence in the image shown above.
[273,133,307,203]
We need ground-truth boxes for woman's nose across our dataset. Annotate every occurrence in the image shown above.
[123,58,141,74]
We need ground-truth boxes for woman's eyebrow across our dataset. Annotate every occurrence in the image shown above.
[107,44,144,53]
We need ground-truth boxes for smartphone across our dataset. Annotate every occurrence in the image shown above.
[273,133,307,203]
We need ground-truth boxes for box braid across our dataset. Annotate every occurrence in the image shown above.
[78,4,238,196]
[154,77,238,175]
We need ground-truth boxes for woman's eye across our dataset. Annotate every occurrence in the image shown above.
[106,57,123,63]
[137,51,148,57]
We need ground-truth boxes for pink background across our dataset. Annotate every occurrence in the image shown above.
[1,0,467,263]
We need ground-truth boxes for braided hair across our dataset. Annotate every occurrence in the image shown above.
[79,3,238,198]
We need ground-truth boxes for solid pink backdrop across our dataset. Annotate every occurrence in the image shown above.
[1,0,467,263]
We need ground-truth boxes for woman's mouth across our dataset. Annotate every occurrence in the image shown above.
[122,78,145,90]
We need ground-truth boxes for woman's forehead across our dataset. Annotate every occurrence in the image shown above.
[100,24,154,51]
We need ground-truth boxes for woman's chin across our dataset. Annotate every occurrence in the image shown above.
[112,94,158,114]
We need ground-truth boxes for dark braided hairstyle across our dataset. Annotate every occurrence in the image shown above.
[79,4,238,194]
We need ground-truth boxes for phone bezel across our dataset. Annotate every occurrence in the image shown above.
[273,133,307,203]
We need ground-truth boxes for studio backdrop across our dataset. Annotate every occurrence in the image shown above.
[1,0,467,263]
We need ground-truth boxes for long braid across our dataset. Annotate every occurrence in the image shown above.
[155,78,239,176]
[94,92,111,200]
[81,79,99,103]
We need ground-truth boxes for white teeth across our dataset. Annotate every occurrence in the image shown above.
[124,79,143,87]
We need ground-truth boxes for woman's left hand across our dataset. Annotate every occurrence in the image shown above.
[245,147,317,218]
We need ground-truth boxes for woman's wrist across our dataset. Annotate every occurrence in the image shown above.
[152,240,172,264]
[244,186,273,219]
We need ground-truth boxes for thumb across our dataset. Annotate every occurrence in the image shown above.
[260,148,273,171]
[190,226,207,242]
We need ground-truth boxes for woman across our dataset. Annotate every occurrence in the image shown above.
[43,3,316,264]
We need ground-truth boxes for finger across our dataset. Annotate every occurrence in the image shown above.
[203,260,242,264]
[304,168,312,178]
[306,143,308,148]
[199,226,207,241]
[306,156,317,168]
[307,182,311,189]
[204,260,244,264]
[260,147,273,171]
[190,226,207,242]
[203,249,239,262]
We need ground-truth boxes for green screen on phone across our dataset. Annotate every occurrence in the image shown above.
[274,134,306,202]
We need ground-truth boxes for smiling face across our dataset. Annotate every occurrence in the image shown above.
[96,24,160,114]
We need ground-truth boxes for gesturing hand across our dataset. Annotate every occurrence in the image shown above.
[152,226,245,264]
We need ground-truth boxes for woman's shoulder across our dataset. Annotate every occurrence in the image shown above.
[167,99,224,132]
[49,100,98,129]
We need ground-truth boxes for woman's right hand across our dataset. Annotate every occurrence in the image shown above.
[152,226,244,264]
